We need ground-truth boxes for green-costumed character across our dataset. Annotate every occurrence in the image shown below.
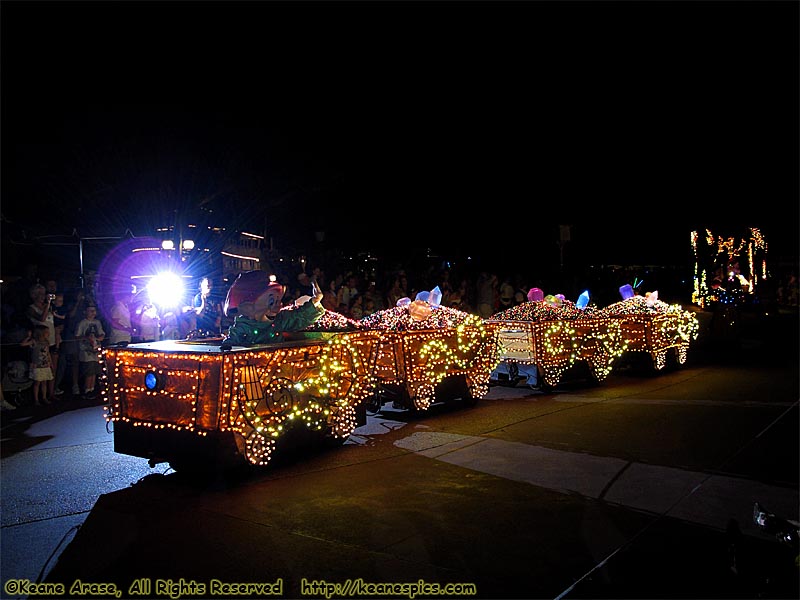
[223,271,324,346]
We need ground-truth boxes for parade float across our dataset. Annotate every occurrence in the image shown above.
[350,289,500,412]
[597,284,700,370]
[486,288,627,391]
[103,273,378,472]
[104,331,377,472]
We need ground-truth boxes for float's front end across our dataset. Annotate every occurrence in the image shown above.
[104,332,375,473]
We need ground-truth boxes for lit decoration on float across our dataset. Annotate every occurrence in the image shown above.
[408,299,433,321]
[576,290,590,310]
[619,284,635,300]
[597,294,700,370]
[527,288,544,302]
[487,290,626,389]
[355,294,499,411]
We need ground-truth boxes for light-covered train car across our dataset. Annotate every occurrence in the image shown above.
[104,332,375,473]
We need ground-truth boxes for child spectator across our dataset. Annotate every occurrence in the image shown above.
[75,305,105,399]
[27,325,55,406]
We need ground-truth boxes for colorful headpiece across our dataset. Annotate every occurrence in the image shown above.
[224,271,284,316]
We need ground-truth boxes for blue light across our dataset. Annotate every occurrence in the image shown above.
[576,290,590,309]
[619,284,634,300]
[145,371,158,390]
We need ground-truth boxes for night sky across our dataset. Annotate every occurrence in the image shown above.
[1,1,798,273]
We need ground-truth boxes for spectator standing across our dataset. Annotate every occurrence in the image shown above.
[27,325,55,406]
[321,280,339,312]
[75,305,105,399]
[476,272,499,318]
[55,288,87,396]
[137,301,161,342]
[193,277,222,335]
[386,277,406,308]
[26,284,56,346]
[455,277,473,313]
[498,276,515,311]
[107,286,135,346]
[336,274,360,311]
[26,284,58,385]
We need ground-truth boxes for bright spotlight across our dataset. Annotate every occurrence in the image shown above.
[161,240,175,250]
[147,272,185,308]
[182,239,195,250]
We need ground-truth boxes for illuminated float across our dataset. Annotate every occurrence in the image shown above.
[486,288,627,391]
[104,272,377,472]
[104,331,377,472]
[346,288,500,412]
[597,285,700,370]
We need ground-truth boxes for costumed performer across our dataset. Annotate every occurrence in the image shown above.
[223,270,325,346]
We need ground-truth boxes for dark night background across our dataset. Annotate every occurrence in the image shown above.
[1,1,798,281]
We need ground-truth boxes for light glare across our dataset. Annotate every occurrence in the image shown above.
[147,272,185,307]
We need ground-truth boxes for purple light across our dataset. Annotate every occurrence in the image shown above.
[527,288,544,302]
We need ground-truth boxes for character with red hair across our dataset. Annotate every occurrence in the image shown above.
[222,271,324,346]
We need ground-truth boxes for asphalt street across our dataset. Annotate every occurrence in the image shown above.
[1,308,798,600]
